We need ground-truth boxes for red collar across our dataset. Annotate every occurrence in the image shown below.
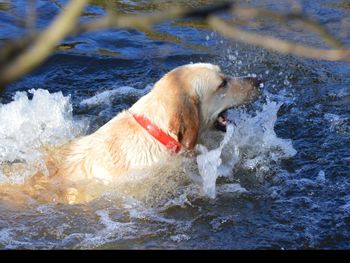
[131,113,181,154]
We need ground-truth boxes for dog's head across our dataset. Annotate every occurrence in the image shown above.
[131,63,262,151]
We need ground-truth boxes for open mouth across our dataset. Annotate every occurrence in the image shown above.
[214,110,228,132]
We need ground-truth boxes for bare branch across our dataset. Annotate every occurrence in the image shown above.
[208,16,350,62]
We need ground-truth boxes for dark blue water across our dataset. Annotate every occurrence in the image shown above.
[0,0,349,249]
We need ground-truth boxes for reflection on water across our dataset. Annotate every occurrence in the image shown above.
[0,0,350,249]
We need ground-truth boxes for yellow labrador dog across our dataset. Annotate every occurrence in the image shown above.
[1,63,261,204]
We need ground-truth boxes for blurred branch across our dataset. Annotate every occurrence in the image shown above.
[208,16,350,62]
[0,0,89,88]
[232,6,344,49]
[0,1,232,90]
[0,34,38,70]
[1,1,350,92]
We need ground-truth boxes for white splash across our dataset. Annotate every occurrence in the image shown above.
[197,99,297,198]
[0,89,88,183]
[228,99,297,171]
[196,124,234,198]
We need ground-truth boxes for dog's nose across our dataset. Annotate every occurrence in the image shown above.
[243,77,264,88]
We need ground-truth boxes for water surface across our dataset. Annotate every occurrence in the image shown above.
[0,0,349,249]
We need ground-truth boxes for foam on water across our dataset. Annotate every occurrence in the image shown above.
[77,209,138,248]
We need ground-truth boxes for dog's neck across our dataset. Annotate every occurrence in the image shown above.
[129,93,179,142]
[131,113,181,153]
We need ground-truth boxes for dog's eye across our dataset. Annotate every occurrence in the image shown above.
[218,78,227,90]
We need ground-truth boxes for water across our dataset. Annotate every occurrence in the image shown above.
[0,0,350,249]
[197,125,235,199]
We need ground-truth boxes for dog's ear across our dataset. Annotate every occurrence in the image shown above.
[169,96,199,151]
